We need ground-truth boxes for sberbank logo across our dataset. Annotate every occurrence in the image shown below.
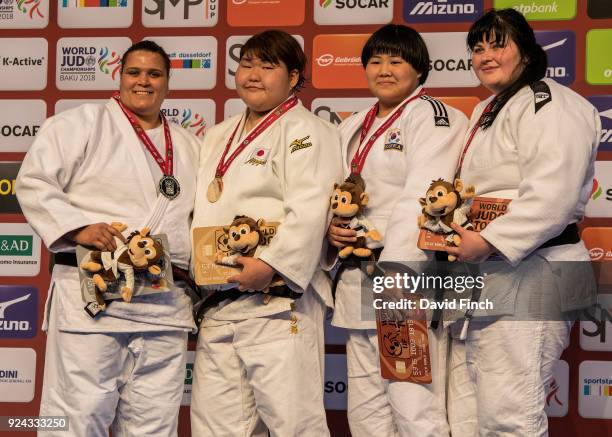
[586,29,612,85]
[493,0,576,20]
[0,236,32,256]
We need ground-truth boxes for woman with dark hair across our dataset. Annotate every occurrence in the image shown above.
[445,9,601,436]
[189,30,341,436]
[326,24,468,436]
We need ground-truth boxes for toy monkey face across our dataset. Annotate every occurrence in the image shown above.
[382,331,403,357]
[226,223,260,252]
[127,230,163,268]
[422,181,460,217]
[330,188,360,217]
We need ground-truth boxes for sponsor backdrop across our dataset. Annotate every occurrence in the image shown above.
[0,1,611,436]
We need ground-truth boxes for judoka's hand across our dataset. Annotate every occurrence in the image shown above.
[327,217,357,248]
[227,257,276,292]
[70,223,126,251]
[444,223,495,263]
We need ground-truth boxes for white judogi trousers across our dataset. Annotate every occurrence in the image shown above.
[39,297,188,437]
[346,326,449,437]
[190,291,329,437]
[448,320,572,437]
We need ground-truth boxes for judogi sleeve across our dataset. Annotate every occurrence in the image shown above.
[379,101,468,263]
[258,116,343,291]
[480,86,601,265]
[15,107,96,252]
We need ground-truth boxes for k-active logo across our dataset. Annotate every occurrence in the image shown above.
[535,31,575,86]
[588,96,612,151]
[0,286,37,338]
[61,0,127,7]
[404,0,482,22]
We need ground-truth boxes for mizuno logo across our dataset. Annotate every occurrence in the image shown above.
[409,1,475,15]
[0,294,30,319]
[542,38,567,51]
[600,108,612,120]
[535,92,550,104]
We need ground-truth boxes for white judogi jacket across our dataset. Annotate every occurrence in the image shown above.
[191,101,343,323]
[330,86,469,329]
[16,98,199,333]
[461,79,601,315]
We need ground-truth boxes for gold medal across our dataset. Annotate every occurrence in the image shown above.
[206,177,223,203]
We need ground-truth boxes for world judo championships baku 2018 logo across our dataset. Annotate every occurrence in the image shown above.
[164,109,207,138]
[98,47,121,80]
[0,0,44,20]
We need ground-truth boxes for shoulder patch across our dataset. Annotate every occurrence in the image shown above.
[420,95,450,127]
[289,135,312,153]
[530,81,552,113]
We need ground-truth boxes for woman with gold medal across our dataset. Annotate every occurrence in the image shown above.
[190,30,342,436]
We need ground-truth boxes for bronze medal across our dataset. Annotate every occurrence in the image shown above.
[206,177,223,203]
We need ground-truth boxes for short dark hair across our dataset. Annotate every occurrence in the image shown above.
[467,8,547,129]
[240,30,307,92]
[361,24,430,85]
[121,40,171,77]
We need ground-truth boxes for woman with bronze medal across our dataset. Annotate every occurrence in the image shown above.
[190,31,342,436]
[325,25,468,437]
[444,9,601,436]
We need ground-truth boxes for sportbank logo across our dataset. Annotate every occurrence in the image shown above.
[586,29,612,86]
[227,0,304,26]
[586,162,612,218]
[581,293,612,352]
[145,36,216,90]
[311,97,377,125]
[588,96,612,152]
[422,32,479,88]
[161,99,215,138]
[324,354,348,410]
[0,348,35,402]
[56,37,131,90]
[0,38,47,90]
[142,0,218,28]
[0,100,45,153]
[0,224,41,277]
[0,0,48,28]
[404,0,482,23]
[535,31,574,86]
[58,0,133,28]
[315,0,393,25]
[493,0,576,20]
[544,360,569,417]
[579,361,612,419]
[312,34,369,89]
[0,286,38,338]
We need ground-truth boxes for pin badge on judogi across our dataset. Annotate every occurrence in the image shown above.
[159,175,181,200]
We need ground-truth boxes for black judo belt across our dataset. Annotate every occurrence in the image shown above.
[331,247,384,301]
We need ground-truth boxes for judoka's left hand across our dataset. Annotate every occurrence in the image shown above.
[444,223,496,263]
[227,257,276,292]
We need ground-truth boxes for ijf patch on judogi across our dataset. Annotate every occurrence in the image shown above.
[245,148,271,166]
[384,128,403,151]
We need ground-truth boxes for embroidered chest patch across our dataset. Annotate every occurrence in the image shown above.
[245,148,270,166]
[384,128,403,151]
[290,135,312,153]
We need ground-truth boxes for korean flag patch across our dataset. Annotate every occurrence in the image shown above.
[384,128,403,151]
[245,148,271,166]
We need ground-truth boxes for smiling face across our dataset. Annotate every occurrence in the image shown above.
[235,54,298,117]
[365,53,421,117]
[119,50,169,129]
[471,37,524,95]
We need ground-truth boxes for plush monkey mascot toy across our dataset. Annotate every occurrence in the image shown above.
[330,174,383,260]
[80,223,165,309]
[215,216,266,266]
[418,178,475,261]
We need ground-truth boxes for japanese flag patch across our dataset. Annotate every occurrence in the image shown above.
[245,148,271,166]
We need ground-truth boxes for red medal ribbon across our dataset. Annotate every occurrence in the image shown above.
[112,93,174,176]
[455,99,495,178]
[350,88,426,175]
[214,95,298,179]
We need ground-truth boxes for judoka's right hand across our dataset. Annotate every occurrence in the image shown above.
[70,223,127,251]
[327,217,357,249]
